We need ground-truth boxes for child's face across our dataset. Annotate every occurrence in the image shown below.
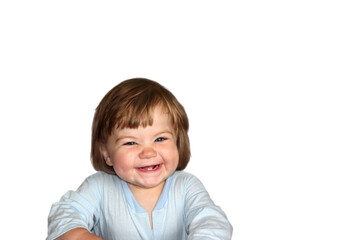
[101,106,179,190]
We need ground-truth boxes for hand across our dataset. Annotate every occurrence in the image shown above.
[56,228,103,240]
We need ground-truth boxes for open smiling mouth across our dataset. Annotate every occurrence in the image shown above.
[138,164,161,172]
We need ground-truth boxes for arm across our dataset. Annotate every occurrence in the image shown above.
[184,175,233,240]
[56,228,102,240]
[47,175,102,240]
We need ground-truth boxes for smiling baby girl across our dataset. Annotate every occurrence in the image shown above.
[47,78,232,240]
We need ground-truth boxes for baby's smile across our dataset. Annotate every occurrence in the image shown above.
[137,164,162,172]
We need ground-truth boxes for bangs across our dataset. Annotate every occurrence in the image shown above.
[114,104,155,129]
[112,96,172,130]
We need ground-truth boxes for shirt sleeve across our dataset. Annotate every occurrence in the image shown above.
[47,174,102,240]
[184,174,233,240]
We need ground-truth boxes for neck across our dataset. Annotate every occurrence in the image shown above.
[127,181,165,212]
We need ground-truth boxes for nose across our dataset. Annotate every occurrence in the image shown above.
[139,146,157,159]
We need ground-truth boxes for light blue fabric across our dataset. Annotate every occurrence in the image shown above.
[47,171,233,240]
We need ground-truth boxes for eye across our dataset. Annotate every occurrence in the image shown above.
[124,141,136,146]
[155,137,166,142]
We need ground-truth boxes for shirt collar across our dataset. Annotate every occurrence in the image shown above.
[121,174,174,213]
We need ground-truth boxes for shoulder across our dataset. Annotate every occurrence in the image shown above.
[86,171,117,182]
[171,170,196,184]
[78,171,122,192]
[171,171,206,193]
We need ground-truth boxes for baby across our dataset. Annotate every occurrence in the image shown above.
[47,78,232,240]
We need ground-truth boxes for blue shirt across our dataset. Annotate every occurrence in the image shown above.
[47,171,232,240]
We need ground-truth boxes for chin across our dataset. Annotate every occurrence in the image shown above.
[141,180,164,189]
[137,176,168,188]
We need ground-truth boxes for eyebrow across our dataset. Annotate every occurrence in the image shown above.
[115,130,174,143]
[115,135,138,143]
[153,130,174,137]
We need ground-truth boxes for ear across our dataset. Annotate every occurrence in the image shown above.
[99,144,113,166]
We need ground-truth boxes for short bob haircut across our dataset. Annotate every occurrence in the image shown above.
[91,78,190,175]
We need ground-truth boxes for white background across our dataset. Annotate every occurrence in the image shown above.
[1,1,349,239]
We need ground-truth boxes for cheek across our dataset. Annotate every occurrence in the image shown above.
[111,157,133,179]
[112,150,134,169]
[175,151,180,165]
[163,145,180,163]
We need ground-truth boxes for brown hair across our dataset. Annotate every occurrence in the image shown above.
[91,78,190,174]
